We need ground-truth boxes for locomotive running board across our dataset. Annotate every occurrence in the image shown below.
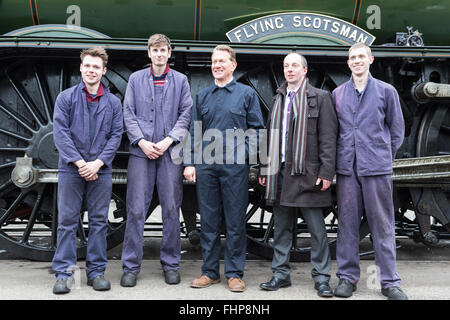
[10,155,450,188]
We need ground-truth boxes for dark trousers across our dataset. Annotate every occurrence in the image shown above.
[122,154,183,273]
[271,165,331,283]
[336,165,401,288]
[196,164,249,280]
[52,172,112,280]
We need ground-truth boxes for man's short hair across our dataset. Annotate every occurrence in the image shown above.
[348,42,372,56]
[80,46,108,67]
[212,45,236,62]
[286,52,308,69]
[148,33,171,50]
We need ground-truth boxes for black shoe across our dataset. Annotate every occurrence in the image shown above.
[315,281,334,298]
[260,276,291,291]
[87,276,111,291]
[53,278,70,295]
[334,279,356,298]
[120,272,137,287]
[164,270,181,285]
[188,230,200,245]
[381,286,408,300]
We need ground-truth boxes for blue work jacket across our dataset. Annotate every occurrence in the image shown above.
[332,73,404,176]
[53,82,124,174]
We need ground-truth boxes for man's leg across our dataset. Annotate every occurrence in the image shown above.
[300,207,331,284]
[52,173,84,279]
[336,171,364,284]
[121,156,156,274]
[85,173,112,280]
[220,164,249,280]
[196,164,222,280]
[156,153,183,271]
[360,175,401,289]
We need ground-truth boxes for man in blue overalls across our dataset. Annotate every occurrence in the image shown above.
[332,42,408,300]
[184,45,264,292]
[52,47,123,294]
[121,34,193,287]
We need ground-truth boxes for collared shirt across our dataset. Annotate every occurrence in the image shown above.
[214,76,234,88]
[150,64,170,86]
[82,82,105,102]
[281,86,300,163]
[82,82,105,144]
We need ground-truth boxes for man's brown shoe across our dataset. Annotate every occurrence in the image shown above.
[190,275,220,288]
[228,277,245,292]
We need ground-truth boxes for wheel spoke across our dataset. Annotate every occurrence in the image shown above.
[0,191,26,225]
[77,213,87,245]
[0,102,36,134]
[262,215,274,244]
[0,128,31,142]
[21,186,45,244]
[34,66,52,123]
[245,204,259,223]
[0,161,16,170]
[0,147,27,152]
[5,71,45,127]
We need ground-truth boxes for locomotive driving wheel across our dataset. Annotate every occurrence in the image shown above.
[410,102,450,245]
[0,55,131,261]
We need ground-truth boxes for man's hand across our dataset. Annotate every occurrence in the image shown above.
[138,139,164,159]
[78,159,104,181]
[316,177,332,191]
[155,136,174,154]
[258,176,266,186]
[183,166,196,183]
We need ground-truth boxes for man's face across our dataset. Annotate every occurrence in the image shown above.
[347,47,374,77]
[80,55,106,86]
[148,44,171,67]
[211,50,237,82]
[283,53,307,87]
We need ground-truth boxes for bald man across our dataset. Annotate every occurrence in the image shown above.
[259,53,338,297]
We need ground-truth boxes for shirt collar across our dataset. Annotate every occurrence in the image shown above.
[213,77,236,92]
[150,64,170,78]
[82,81,104,102]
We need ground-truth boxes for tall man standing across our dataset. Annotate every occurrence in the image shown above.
[121,34,193,287]
[259,53,337,297]
[52,47,123,294]
[184,45,264,292]
[332,42,408,300]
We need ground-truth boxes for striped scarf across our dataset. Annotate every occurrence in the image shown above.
[264,78,309,203]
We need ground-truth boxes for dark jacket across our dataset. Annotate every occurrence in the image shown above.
[266,81,338,207]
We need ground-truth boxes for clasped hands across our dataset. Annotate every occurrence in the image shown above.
[138,137,173,160]
[74,159,104,181]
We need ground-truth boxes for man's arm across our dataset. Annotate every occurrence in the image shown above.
[317,91,338,187]
[167,75,193,144]
[123,74,145,144]
[53,92,84,166]
[385,86,405,160]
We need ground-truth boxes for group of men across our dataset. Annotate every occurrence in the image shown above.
[51,33,408,300]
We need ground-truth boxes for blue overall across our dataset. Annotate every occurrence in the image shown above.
[191,79,264,280]
[121,67,193,274]
[332,74,404,288]
[52,82,123,280]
